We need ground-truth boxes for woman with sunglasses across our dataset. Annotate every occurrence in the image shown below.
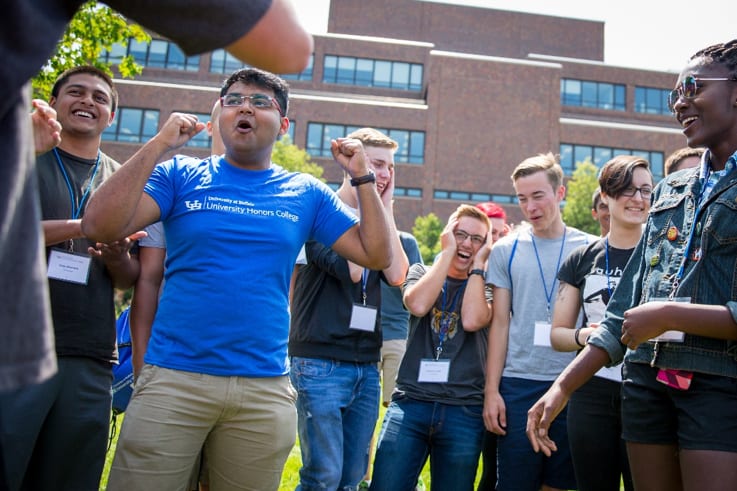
[549,155,652,491]
[527,39,737,491]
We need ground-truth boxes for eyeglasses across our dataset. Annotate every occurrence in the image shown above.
[454,229,486,246]
[620,186,653,199]
[667,75,737,113]
[221,93,283,116]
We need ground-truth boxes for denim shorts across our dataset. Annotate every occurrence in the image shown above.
[622,361,737,451]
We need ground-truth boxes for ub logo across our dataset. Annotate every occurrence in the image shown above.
[431,307,459,339]
[185,200,202,211]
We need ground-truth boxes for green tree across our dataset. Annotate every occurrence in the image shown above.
[412,213,443,264]
[31,1,150,100]
[562,159,600,235]
[271,136,325,179]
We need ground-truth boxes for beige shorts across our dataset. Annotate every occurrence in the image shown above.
[380,339,407,405]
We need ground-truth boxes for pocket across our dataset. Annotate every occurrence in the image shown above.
[705,193,737,246]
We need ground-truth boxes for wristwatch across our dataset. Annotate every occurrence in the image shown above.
[350,171,376,187]
[468,268,486,278]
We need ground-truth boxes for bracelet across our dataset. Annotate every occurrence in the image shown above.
[574,327,586,348]
[350,171,376,187]
[468,268,486,278]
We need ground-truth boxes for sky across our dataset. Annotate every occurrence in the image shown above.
[293,0,735,74]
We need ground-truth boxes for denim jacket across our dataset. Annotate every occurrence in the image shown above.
[589,150,737,378]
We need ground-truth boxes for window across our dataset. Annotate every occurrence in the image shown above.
[210,50,314,81]
[306,123,425,164]
[634,86,671,115]
[434,190,516,204]
[102,108,160,143]
[560,143,665,180]
[100,39,200,71]
[561,79,625,111]
[323,55,423,91]
[394,187,422,197]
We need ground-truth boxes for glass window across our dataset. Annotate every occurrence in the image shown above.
[561,79,581,106]
[337,57,356,84]
[129,39,148,65]
[148,40,168,68]
[323,55,338,83]
[392,63,410,90]
[373,60,392,88]
[574,145,593,167]
[560,143,665,180]
[594,147,612,166]
[561,79,625,111]
[410,65,423,91]
[306,123,424,164]
[355,59,373,87]
[634,86,670,115]
[559,144,573,171]
[103,108,160,143]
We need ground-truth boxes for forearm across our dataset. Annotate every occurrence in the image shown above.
[355,184,392,270]
[404,257,450,316]
[129,283,158,378]
[82,137,170,243]
[460,277,492,331]
[555,345,610,396]
[42,219,84,247]
[669,303,737,340]
[485,319,508,396]
[382,205,409,286]
[551,325,596,352]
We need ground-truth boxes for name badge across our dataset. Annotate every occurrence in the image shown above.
[349,303,377,332]
[649,297,690,343]
[47,249,92,285]
[533,321,553,347]
[418,359,450,383]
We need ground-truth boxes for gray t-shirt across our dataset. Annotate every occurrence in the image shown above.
[487,226,594,381]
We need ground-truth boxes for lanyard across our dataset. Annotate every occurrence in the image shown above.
[530,230,567,320]
[360,269,369,305]
[53,148,101,220]
[605,237,613,298]
[436,279,465,360]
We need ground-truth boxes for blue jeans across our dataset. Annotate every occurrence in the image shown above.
[289,357,380,491]
[369,396,484,491]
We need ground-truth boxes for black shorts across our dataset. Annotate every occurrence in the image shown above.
[621,361,737,452]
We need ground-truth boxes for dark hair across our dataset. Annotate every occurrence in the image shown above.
[475,201,506,220]
[690,39,737,78]
[220,68,290,116]
[664,147,705,175]
[591,188,602,210]
[598,155,651,198]
[51,65,118,113]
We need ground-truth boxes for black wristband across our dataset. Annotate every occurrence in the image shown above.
[469,268,486,278]
[350,171,376,187]
[574,327,586,348]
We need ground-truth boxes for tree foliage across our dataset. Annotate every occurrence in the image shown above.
[412,213,444,264]
[562,159,600,235]
[31,1,150,100]
[271,136,325,180]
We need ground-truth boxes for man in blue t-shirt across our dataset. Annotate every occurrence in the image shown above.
[82,68,395,491]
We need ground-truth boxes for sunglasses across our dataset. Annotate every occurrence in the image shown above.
[667,75,737,113]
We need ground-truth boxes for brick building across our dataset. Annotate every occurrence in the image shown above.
[101,0,686,229]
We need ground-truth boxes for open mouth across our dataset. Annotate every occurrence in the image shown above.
[236,119,253,131]
[73,110,95,119]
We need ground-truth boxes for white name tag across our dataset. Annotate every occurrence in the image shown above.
[47,249,91,285]
[650,297,690,343]
[533,321,553,347]
[418,359,450,383]
[349,303,377,332]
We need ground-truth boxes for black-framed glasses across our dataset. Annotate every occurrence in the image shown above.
[620,185,653,199]
[667,75,737,112]
[454,229,486,246]
[221,93,283,116]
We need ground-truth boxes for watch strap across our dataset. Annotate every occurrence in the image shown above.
[350,171,376,187]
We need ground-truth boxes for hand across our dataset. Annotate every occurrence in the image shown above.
[525,385,569,456]
[483,391,507,436]
[473,231,493,268]
[439,216,459,254]
[379,165,396,206]
[31,99,62,155]
[330,138,370,179]
[88,231,147,262]
[620,301,671,349]
[156,112,206,151]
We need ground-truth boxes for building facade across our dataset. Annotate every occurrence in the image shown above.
[101,0,685,229]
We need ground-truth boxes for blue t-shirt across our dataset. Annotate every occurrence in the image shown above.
[143,155,357,376]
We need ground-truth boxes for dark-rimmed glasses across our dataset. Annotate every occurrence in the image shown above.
[667,75,737,113]
[454,229,486,246]
[221,93,283,116]
[620,185,652,200]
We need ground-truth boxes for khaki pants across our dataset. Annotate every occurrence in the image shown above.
[108,365,296,491]
[379,339,407,405]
